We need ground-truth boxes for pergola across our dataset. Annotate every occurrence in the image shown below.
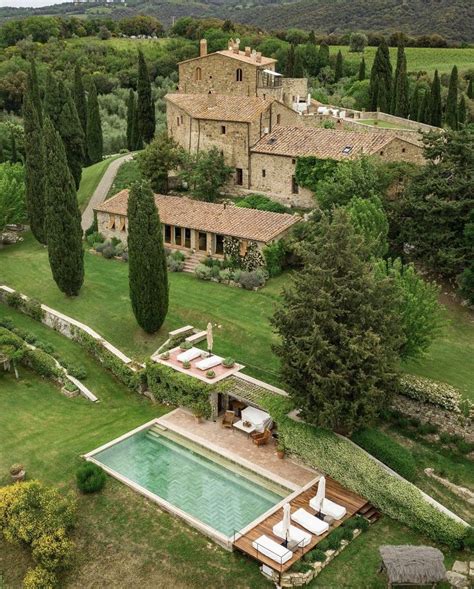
[379,545,447,588]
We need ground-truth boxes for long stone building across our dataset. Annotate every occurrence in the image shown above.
[166,38,424,208]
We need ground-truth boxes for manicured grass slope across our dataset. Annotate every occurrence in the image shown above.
[76,154,123,211]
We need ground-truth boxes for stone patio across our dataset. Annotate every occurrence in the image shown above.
[157,408,317,490]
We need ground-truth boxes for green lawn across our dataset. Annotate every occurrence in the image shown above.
[1,233,473,395]
[357,119,410,129]
[335,45,474,75]
[76,154,123,212]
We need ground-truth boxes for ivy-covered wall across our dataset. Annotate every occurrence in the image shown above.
[295,156,338,193]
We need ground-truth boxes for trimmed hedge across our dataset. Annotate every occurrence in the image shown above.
[399,374,465,413]
[146,362,230,418]
[351,428,417,482]
[76,463,106,494]
[260,395,469,549]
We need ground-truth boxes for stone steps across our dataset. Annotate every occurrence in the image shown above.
[183,254,206,274]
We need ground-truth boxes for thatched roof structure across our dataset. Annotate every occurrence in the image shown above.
[379,545,446,586]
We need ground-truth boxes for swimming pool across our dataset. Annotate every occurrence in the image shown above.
[91,427,285,538]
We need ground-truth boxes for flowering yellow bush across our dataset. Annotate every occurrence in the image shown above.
[23,566,57,589]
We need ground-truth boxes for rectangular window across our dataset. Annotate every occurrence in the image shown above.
[215,234,224,255]
[164,224,171,243]
[262,169,266,178]
[198,232,207,251]
[184,228,191,249]
[176,116,180,126]
[291,176,299,194]
[239,240,248,256]
[108,214,115,230]
[180,115,184,124]
[175,226,182,246]
[221,125,226,135]
[276,114,281,124]
[235,168,243,186]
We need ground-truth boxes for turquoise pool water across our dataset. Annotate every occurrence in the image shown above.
[93,429,284,537]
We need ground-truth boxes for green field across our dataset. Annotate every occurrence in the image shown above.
[1,233,473,399]
[357,119,411,129]
[335,45,474,75]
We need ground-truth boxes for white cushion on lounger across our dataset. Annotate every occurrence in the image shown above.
[291,508,329,536]
[176,348,202,363]
[273,521,312,548]
[195,355,222,371]
[309,497,347,520]
[252,534,293,564]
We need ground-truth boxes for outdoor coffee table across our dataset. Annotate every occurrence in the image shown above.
[233,420,256,436]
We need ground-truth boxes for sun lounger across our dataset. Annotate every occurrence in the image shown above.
[291,508,329,536]
[252,534,293,565]
[309,497,347,520]
[272,521,312,548]
[195,355,222,371]
[176,348,202,363]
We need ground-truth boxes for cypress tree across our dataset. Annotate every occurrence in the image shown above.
[23,78,47,244]
[73,64,87,137]
[393,43,409,117]
[127,180,168,333]
[467,78,473,100]
[30,59,43,127]
[132,101,142,151]
[86,81,103,164]
[334,50,343,81]
[429,70,442,127]
[358,57,366,81]
[10,133,17,163]
[137,50,155,144]
[44,72,85,188]
[43,117,84,297]
[126,88,135,151]
[308,30,317,45]
[369,39,392,112]
[410,85,421,121]
[445,65,459,130]
[318,42,330,70]
[418,89,430,124]
[284,44,296,77]
[458,94,467,125]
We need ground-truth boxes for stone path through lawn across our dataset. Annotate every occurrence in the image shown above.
[81,153,133,231]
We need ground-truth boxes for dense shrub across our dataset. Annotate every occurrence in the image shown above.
[195,263,212,280]
[304,548,326,562]
[235,193,288,213]
[64,363,87,380]
[23,348,63,380]
[76,463,106,494]
[399,374,465,413]
[351,428,417,482]
[86,231,105,248]
[5,290,23,309]
[263,240,286,277]
[167,257,184,272]
[102,245,116,259]
[23,566,58,589]
[239,270,266,290]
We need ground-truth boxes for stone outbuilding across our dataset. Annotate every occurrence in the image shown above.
[250,126,425,207]
[94,189,300,258]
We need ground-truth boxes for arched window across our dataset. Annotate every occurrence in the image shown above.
[236,68,243,82]
[194,67,202,81]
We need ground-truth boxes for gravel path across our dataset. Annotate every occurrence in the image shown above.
[81,153,133,231]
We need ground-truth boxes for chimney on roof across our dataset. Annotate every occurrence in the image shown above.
[207,90,216,108]
[245,46,251,57]
[228,38,234,51]
[256,52,262,63]
[199,38,207,57]
[251,49,257,62]
[233,38,240,54]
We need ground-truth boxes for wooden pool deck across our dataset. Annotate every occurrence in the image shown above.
[233,476,369,574]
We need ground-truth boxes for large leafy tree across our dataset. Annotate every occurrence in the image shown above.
[137,131,183,193]
[179,147,232,202]
[0,162,26,229]
[375,258,441,360]
[445,65,459,130]
[86,81,103,164]
[44,72,85,188]
[23,74,47,244]
[137,50,155,144]
[346,195,389,258]
[73,64,87,138]
[272,209,403,434]
[429,70,442,127]
[127,180,168,333]
[392,43,409,117]
[400,128,473,284]
[369,39,392,112]
[43,118,84,296]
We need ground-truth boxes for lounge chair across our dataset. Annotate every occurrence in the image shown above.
[309,497,347,521]
[221,410,236,429]
[251,534,293,565]
[177,348,202,363]
[195,355,222,371]
[291,508,329,536]
[272,521,312,548]
[251,428,272,446]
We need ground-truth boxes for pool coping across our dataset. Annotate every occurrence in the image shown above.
[83,413,319,551]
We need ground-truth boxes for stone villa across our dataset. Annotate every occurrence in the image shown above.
[165,38,424,208]
[94,189,299,257]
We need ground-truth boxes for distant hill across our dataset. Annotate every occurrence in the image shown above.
[1,0,473,42]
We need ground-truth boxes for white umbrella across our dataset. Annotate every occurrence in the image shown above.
[282,503,291,545]
[206,322,213,356]
[313,476,326,513]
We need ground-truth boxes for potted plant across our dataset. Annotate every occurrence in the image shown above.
[182,360,191,369]
[222,357,235,368]
[277,443,285,459]
[10,463,25,482]
[160,351,170,360]
[180,341,192,351]
[206,370,216,379]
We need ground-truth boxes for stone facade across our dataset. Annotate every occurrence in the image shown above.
[373,136,425,165]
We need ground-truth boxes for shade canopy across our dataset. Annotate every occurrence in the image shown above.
[206,322,213,352]
[313,476,326,511]
[282,503,291,542]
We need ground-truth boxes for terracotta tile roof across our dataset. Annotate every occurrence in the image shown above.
[95,190,300,243]
[178,48,276,67]
[166,93,274,123]
[251,126,408,159]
